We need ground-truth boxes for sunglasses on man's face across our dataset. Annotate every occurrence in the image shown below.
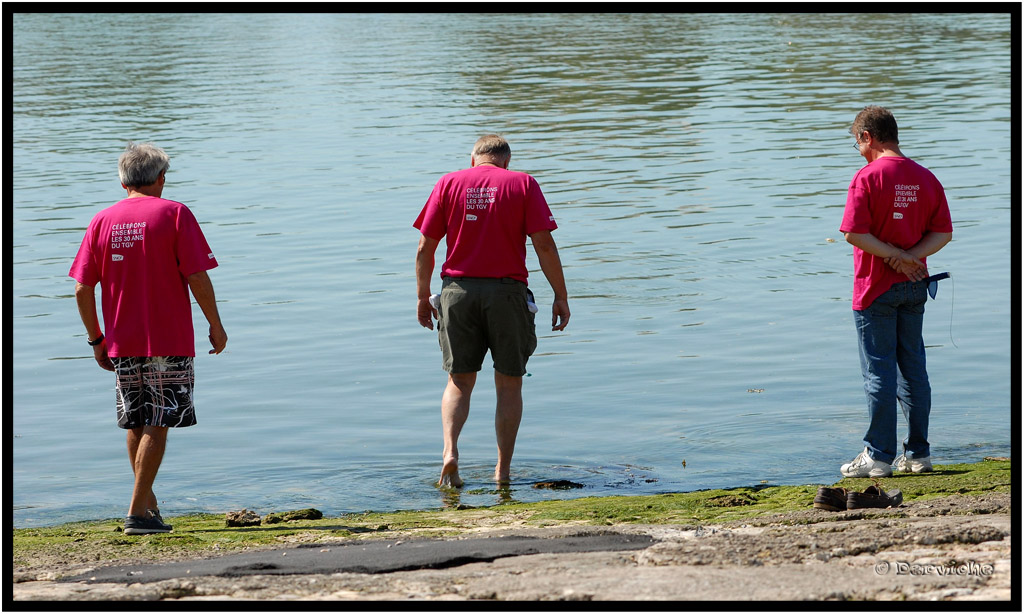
[925,272,950,299]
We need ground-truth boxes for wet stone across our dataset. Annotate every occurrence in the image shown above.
[225,509,261,527]
[264,508,324,524]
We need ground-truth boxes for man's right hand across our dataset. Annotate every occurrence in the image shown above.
[93,340,114,371]
[888,258,929,281]
[418,297,437,330]
[884,246,928,281]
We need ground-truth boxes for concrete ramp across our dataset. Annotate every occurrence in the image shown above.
[64,532,657,584]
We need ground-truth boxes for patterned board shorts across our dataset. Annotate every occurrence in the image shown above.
[113,356,197,429]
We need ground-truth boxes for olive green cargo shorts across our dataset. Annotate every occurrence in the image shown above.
[437,277,537,376]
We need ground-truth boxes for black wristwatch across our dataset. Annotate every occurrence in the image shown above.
[88,334,105,346]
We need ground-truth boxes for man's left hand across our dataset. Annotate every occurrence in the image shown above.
[551,299,570,331]
[208,324,228,354]
[884,247,928,281]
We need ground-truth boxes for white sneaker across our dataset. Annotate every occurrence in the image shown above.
[841,447,892,478]
[894,454,932,473]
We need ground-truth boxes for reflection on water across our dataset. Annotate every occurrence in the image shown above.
[441,485,516,510]
[11,12,1013,527]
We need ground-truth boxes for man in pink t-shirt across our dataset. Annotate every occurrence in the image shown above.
[837,107,953,483]
[69,142,228,535]
[414,134,570,488]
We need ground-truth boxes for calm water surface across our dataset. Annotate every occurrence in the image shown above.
[11,12,1013,527]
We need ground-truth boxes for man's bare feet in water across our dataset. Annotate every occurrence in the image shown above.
[438,457,464,488]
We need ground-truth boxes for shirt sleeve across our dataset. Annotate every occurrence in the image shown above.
[523,176,558,235]
[926,186,954,233]
[839,173,872,234]
[175,205,217,277]
[413,178,448,240]
[69,220,101,286]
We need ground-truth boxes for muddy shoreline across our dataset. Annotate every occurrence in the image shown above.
[12,492,1013,602]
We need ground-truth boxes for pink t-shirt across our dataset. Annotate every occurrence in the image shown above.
[413,165,557,283]
[840,157,953,310]
[69,196,218,357]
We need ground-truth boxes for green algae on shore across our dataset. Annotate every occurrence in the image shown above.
[11,459,1010,572]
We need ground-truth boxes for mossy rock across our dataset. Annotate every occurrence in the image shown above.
[224,509,261,527]
[263,508,323,524]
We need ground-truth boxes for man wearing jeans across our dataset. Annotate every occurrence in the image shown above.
[414,134,570,488]
[70,142,227,534]
[839,106,953,478]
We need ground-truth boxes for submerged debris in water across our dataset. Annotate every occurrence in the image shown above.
[533,480,585,490]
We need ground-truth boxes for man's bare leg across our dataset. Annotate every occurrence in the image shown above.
[126,427,161,513]
[494,372,523,483]
[439,372,475,488]
[127,426,168,518]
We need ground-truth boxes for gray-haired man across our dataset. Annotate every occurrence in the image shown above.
[70,142,227,534]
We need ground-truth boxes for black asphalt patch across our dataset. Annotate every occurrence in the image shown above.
[63,532,657,584]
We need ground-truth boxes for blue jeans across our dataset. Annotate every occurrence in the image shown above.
[853,281,931,463]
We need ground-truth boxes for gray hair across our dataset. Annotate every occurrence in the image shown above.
[118,142,170,187]
[472,134,511,164]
